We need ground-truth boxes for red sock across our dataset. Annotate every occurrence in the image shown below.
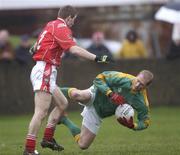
[25,134,36,153]
[43,123,55,141]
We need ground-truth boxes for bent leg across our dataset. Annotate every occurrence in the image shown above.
[47,86,92,127]
[53,86,68,111]
[42,86,68,143]
[77,125,96,150]
[76,104,102,149]
[70,88,92,104]
[59,104,101,150]
[58,116,95,149]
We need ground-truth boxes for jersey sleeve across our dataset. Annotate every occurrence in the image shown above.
[133,90,150,131]
[133,113,150,131]
[53,26,76,51]
[93,71,130,96]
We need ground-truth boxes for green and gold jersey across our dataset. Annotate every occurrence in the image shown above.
[60,71,150,131]
[92,71,150,131]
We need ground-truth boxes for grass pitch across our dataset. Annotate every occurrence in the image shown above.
[0,107,180,155]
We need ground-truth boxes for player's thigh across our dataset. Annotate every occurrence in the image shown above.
[30,61,57,94]
[34,91,52,114]
[78,86,96,105]
[53,86,68,109]
[79,125,96,147]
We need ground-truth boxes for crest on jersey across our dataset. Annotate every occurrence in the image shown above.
[118,88,122,93]
[58,23,66,28]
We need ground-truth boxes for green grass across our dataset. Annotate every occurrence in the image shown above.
[0,107,180,155]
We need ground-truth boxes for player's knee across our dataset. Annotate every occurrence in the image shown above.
[35,109,48,120]
[78,143,89,150]
[56,97,68,111]
[61,98,68,110]
[70,90,81,100]
[51,118,59,124]
[78,141,89,150]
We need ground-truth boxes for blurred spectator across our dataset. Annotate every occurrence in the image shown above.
[15,34,32,64]
[0,29,14,62]
[117,30,147,59]
[87,32,113,58]
[0,29,9,45]
[32,28,43,38]
[0,42,14,62]
[167,23,180,60]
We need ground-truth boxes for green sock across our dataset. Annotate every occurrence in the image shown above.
[60,87,71,99]
[60,116,81,137]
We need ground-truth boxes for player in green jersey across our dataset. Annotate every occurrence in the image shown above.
[42,70,154,150]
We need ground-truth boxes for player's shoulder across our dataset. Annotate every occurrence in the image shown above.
[55,18,70,30]
[100,71,135,79]
[100,71,119,77]
[116,72,135,80]
[102,71,118,74]
[47,19,69,30]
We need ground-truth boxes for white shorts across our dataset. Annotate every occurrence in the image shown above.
[81,86,102,135]
[30,61,57,94]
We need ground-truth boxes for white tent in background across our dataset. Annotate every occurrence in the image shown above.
[155,2,180,24]
[0,0,169,10]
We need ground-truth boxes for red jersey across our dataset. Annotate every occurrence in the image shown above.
[33,18,76,66]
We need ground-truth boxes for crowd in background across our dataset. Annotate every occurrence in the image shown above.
[0,25,179,65]
[0,29,32,65]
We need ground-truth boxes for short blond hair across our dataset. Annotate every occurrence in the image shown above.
[139,70,154,85]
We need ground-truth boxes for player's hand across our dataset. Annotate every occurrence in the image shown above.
[117,116,134,129]
[109,92,125,105]
[95,55,112,63]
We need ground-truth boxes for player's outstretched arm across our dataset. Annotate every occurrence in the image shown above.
[69,45,111,63]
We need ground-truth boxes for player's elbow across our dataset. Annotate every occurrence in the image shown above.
[69,45,80,55]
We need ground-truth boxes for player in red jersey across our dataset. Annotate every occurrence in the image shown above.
[23,5,111,155]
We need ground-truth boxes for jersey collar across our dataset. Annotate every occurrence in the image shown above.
[57,18,67,26]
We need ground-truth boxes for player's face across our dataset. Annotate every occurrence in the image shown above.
[66,15,77,27]
[132,74,147,91]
